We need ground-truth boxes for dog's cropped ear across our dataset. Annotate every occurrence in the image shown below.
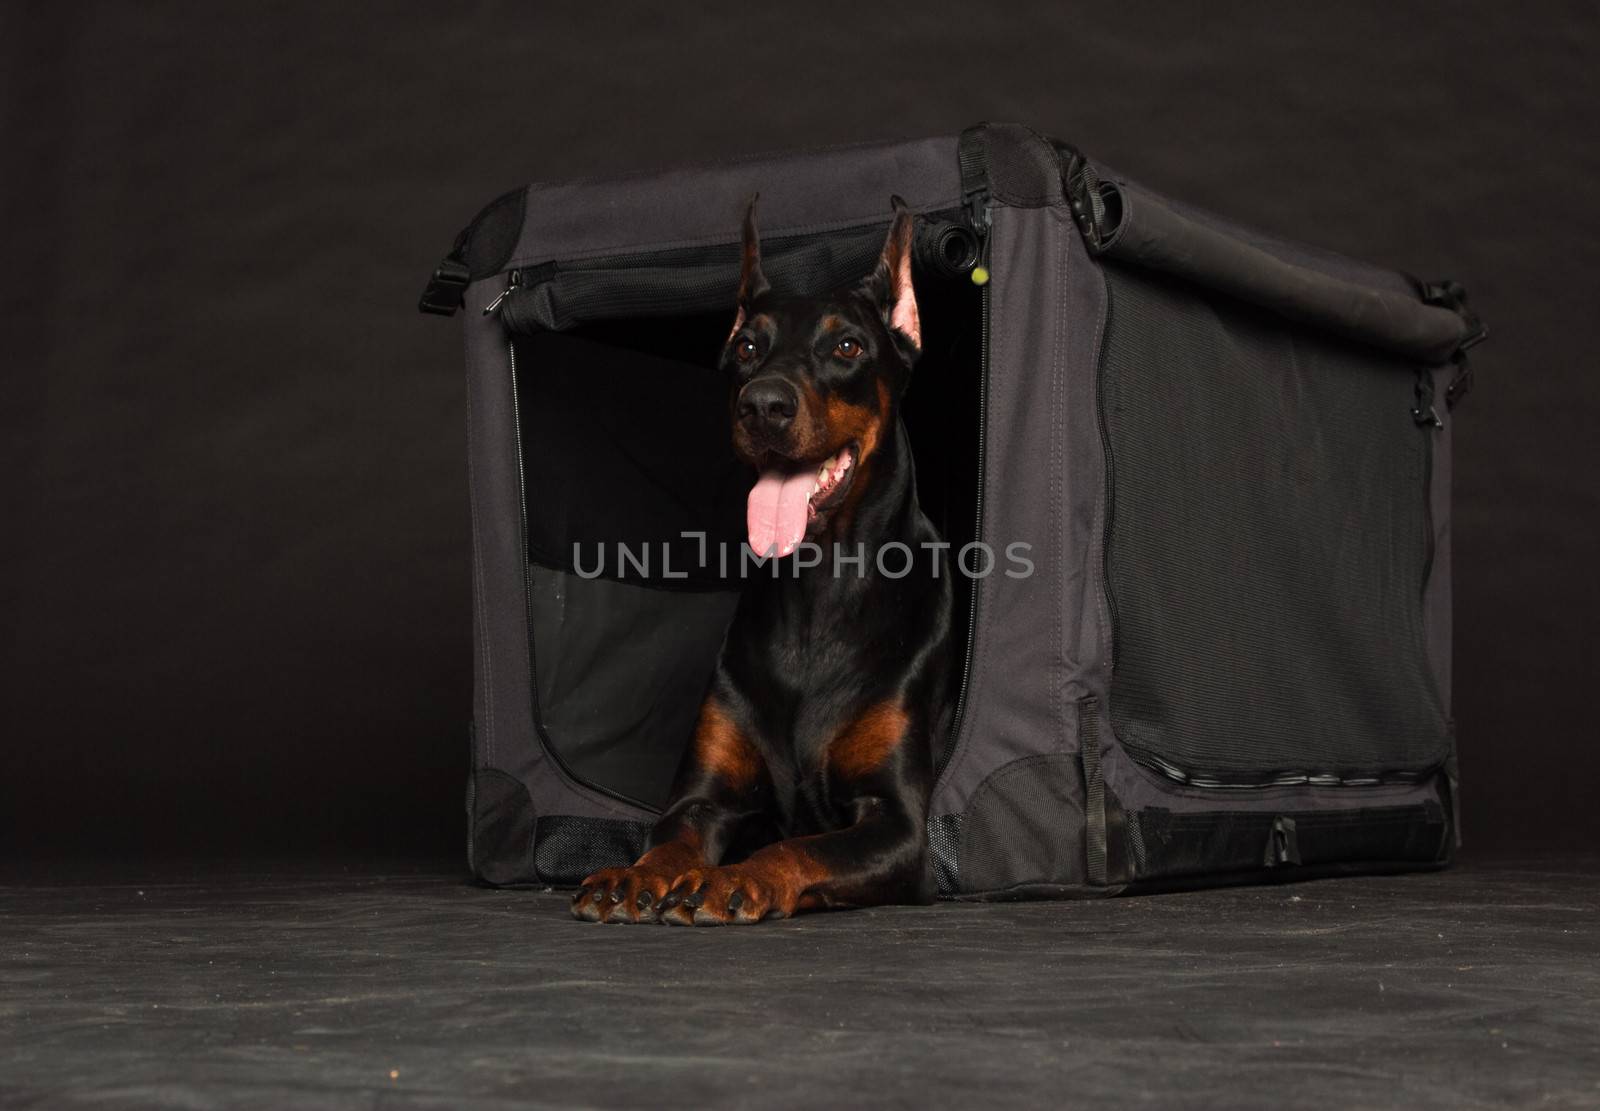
[729,194,770,340]
[862,196,921,357]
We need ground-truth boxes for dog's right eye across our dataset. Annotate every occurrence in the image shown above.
[735,338,758,362]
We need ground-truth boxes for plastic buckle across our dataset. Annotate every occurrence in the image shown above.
[418,255,472,316]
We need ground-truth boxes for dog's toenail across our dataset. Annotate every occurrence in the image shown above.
[636,890,653,909]
[684,888,705,909]
[593,890,607,904]
[727,891,744,911]
[662,892,682,909]
[608,889,623,903]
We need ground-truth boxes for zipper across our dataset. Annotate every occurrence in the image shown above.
[1419,402,1436,603]
[483,268,522,316]
[491,212,967,335]
[506,338,543,770]
[506,337,655,812]
[465,719,478,871]
[1132,748,1440,791]
[1416,374,1449,731]
[1096,280,1122,666]
[948,193,993,756]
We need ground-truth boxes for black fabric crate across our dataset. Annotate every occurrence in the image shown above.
[423,123,1481,896]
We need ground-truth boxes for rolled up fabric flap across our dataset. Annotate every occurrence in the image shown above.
[1094,178,1475,365]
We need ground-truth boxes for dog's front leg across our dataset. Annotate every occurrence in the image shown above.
[573,696,770,923]
[660,702,933,926]
[661,794,928,926]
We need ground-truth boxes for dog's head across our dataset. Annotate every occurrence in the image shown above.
[721,196,922,557]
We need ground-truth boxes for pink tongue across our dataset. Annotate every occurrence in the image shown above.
[747,468,815,557]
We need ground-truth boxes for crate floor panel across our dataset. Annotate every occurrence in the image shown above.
[3,858,1597,1108]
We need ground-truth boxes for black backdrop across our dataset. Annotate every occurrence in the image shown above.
[3,3,1595,860]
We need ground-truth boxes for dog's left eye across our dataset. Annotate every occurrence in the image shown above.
[735,338,758,362]
[835,338,862,359]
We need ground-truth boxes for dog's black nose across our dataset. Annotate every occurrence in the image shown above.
[737,378,798,433]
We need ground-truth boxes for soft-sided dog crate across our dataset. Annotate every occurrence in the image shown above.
[420,123,1483,897]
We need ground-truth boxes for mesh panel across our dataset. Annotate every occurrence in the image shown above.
[530,566,735,809]
[927,813,963,896]
[1126,804,1448,881]
[533,816,651,886]
[957,755,1083,893]
[1100,264,1449,784]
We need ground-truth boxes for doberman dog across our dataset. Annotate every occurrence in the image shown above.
[573,196,952,925]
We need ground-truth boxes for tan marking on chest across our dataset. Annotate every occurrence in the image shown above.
[827,701,910,781]
[693,700,761,791]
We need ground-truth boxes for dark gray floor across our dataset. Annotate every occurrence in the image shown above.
[2,858,1598,1109]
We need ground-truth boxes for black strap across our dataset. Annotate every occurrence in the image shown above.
[1080,699,1108,886]
[418,251,471,316]
[1053,140,1110,251]
[957,125,990,230]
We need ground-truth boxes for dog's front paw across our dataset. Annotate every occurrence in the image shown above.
[571,856,706,924]
[658,864,801,927]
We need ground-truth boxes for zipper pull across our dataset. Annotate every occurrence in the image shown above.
[1411,366,1443,428]
[969,204,993,287]
[962,184,993,287]
[482,269,521,316]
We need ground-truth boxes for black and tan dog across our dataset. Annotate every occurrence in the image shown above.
[573,197,952,925]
